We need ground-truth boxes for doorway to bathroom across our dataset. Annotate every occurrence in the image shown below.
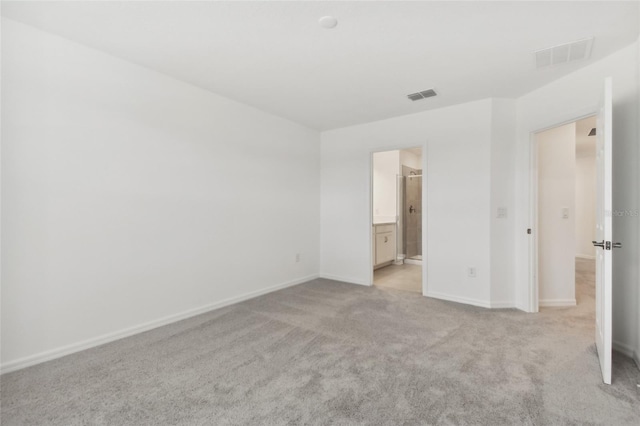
[371,147,423,293]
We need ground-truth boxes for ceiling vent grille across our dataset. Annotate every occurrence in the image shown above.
[407,89,437,101]
[588,128,596,136]
[535,37,594,69]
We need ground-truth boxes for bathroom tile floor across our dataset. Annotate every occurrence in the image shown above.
[374,263,422,293]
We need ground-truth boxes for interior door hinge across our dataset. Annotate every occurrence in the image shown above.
[606,241,611,250]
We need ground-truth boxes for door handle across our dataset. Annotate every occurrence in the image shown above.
[592,240,622,250]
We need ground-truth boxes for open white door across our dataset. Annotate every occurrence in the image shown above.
[593,77,615,385]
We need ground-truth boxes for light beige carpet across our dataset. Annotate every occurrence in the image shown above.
[2,259,639,425]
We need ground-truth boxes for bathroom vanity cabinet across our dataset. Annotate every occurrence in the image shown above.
[373,223,396,269]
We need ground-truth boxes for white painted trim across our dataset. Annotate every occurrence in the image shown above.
[634,350,640,371]
[425,291,492,309]
[420,144,428,298]
[0,274,318,375]
[319,273,369,286]
[529,130,539,313]
[575,254,596,260]
[404,258,422,266]
[490,301,517,309]
[538,298,577,307]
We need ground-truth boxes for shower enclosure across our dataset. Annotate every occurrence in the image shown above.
[397,166,422,263]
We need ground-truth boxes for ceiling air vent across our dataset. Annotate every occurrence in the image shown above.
[588,128,596,136]
[535,37,594,69]
[407,89,437,101]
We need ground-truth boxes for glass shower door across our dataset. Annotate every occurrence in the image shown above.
[403,173,422,261]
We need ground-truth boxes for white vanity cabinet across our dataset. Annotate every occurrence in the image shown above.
[373,223,396,269]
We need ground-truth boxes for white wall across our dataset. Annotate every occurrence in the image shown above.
[3,17,638,374]
[490,99,517,306]
[515,42,639,357]
[575,147,596,259]
[372,150,399,223]
[321,99,493,304]
[1,19,320,372]
[399,150,422,170]
[536,123,576,305]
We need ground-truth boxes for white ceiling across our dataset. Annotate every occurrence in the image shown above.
[2,1,638,130]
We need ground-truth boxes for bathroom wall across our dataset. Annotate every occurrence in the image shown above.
[372,150,400,224]
[399,149,422,170]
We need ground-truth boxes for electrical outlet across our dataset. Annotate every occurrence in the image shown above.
[467,267,477,278]
[295,253,301,263]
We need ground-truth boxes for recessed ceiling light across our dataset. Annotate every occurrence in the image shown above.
[318,16,338,29]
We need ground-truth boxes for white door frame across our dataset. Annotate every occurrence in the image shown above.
[369,144,428,296]
[528,111,597,312]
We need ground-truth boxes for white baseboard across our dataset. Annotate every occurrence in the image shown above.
[490,301,517,309]
[539,299,576,307]
[404,258,422,266]
[425,291,492,309]
[575,254,596,260]
[319,273,370,286]
[0,274,318,375]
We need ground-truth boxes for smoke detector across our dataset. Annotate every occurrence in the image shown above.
[535,37,594,69]
[407,89,437,101]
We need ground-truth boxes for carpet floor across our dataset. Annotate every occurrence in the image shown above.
[2,259,639,425]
